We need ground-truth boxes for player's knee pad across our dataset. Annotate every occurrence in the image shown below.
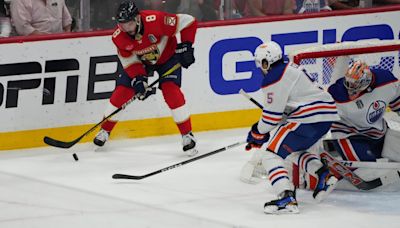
[261,151,287,173]
[104,86,134,122]
[382,128,400,162]
[110,85,135,108]
[160,82,185,109]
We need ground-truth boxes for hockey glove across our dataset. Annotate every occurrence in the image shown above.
[131,75,156,101]
[175,41,195,68]
[246,123,270,151]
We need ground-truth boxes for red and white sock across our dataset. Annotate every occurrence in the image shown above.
[161,82,192,135]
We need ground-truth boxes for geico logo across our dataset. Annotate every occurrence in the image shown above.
[0,55,122,108]
[209,24,396,95]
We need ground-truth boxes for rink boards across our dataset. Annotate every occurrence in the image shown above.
[0,7,399,150]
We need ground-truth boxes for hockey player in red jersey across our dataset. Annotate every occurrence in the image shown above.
[93,0,198,156]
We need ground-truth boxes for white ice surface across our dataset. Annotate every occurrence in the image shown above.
[0,128,399,228]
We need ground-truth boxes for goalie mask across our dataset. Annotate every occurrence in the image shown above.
[344,60,372,97]
[254,41,282,75]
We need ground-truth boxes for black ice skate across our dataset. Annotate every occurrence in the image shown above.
[93,129,110,147]
[313,165,338,202]
[264,190,299,214]
[182,132,198,156]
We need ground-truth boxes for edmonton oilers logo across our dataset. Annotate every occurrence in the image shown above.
[366,100,386,124]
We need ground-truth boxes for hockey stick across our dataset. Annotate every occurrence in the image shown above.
[239,89,264,109]
[239,89,395,190]
[112,141,246,180]
[340,160,400,169]
[319,151,400,190]
[44,63,181,149]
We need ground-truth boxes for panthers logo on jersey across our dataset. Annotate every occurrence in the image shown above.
[137,46,161,65]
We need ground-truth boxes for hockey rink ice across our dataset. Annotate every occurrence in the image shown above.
[0,128,399,228]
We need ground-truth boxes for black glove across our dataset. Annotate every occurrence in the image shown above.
[175,41,195,68]
[131,75,156,100]
[246,123,270,151]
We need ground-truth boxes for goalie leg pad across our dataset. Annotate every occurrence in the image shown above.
[382,128,400,162]
[325,136,385,161]
[240,149,266,184]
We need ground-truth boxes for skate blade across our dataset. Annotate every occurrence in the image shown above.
[91,143,109,152]
[185,148,199,157]
[264,205,300,214]
[314,176,338,202]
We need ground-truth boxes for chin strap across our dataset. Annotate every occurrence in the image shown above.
[134,17,143,40]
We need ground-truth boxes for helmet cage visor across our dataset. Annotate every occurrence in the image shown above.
[344,61,372,95]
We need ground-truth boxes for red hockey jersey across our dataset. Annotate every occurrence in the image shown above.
[111,10,197,78]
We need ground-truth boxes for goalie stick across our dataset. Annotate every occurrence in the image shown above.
[320,151,385,190]
[340,160,400,169]
[112,141,246,180]
[324,139,400,169]
[239,89,397,190]
[43,63,181,149]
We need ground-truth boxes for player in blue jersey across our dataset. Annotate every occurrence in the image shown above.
[241,41,340,214]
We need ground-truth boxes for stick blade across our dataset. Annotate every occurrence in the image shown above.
[43,136,76,149]
[356,179,383,191]
[112,174,144,180]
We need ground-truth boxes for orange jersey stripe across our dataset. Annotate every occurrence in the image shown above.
[268,122,297,152]
[262,114,282,122]
[292,105,336,116]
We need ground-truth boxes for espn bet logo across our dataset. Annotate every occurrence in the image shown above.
[0,55,122,108]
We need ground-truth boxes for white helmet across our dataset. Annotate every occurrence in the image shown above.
[254,41,283,74]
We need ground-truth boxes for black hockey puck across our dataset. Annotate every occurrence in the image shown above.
[73,153,79,161]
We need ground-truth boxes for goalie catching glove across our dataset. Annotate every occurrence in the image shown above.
[131,75,156,100]
[246,122,270,151]
[175,41,195,68]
